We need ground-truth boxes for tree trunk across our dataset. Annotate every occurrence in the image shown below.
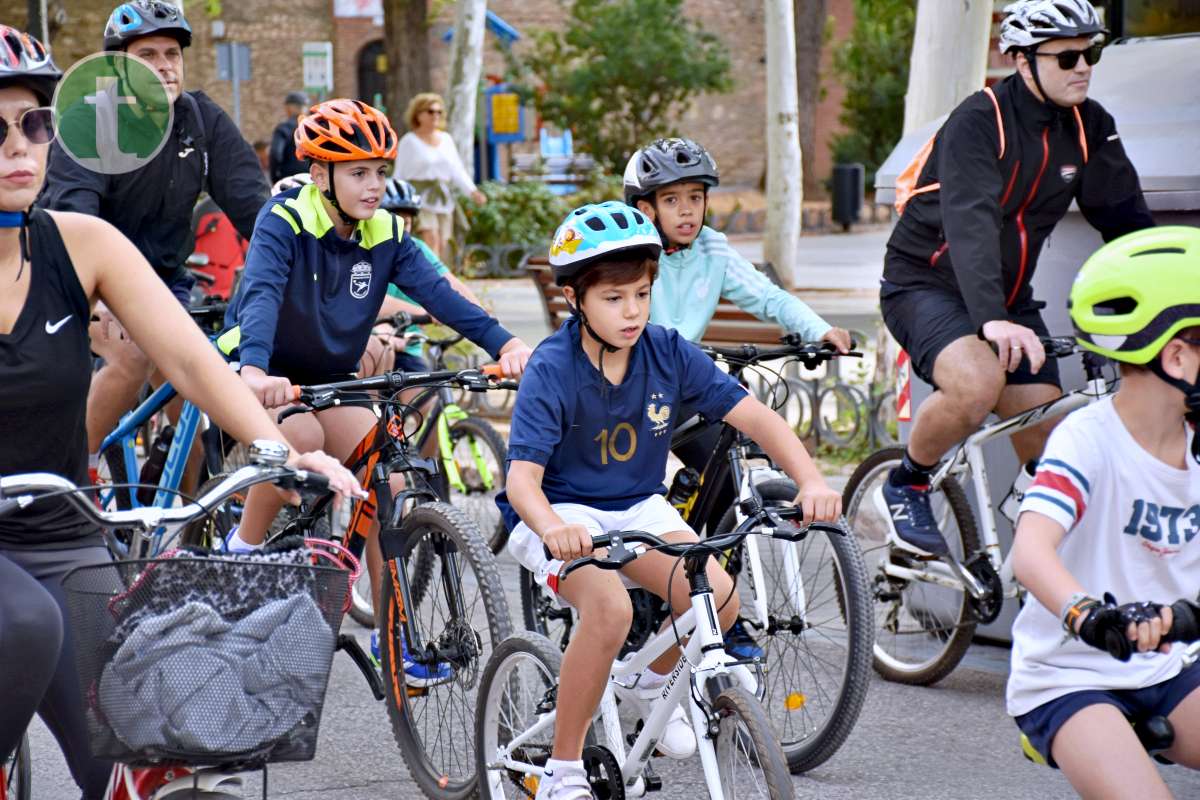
[794,0,827,198]
[26,0,47,41]
[765,0,802,289]
[903,0,992,134]
[445,0,487,168]
[384,0,432,131]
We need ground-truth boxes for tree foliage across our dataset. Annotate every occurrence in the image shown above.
[508,0,733,172]
[829,0,915,188]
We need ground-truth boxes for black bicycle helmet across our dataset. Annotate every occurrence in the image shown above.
[382,177,423,215]
[103,1,193,52]
[623,137,719,206]
[0,26,61,106]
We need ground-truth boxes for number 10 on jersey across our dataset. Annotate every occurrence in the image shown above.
[594,423,637,465]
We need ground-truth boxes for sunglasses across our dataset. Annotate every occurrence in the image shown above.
[0,107,55,147]
[425,108,445,116]
[1034,42,1103,70]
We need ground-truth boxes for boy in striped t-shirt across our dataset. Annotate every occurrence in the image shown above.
[1006,227,1200,797]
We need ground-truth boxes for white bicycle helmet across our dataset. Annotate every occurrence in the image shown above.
[999,0,1107,54]
[270,172,312,195]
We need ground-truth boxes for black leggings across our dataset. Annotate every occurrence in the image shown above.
[0,546,113,799]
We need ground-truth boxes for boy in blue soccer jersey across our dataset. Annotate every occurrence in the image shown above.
[1007,227,1200,798]
[498,201,842,800]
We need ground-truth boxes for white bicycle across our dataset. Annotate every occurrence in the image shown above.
[477,524,838,799]
[841,337,1115,685]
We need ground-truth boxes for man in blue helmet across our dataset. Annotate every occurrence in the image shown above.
[39,0,270,469]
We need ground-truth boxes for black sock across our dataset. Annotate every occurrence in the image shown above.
[890,450,936,488]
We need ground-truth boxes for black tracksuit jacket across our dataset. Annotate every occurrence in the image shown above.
[883,72,1154,330]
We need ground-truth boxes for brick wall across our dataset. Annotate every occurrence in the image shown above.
[0,0,855,190]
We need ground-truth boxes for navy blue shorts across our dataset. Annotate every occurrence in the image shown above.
[880,280,1061,391]
[1015,665,1200,768]
[393,352,430,374]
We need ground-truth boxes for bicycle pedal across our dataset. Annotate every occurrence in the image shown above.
[641,763,662,792]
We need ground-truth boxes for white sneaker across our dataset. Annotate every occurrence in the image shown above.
[614,681,697,759]
[534,765,593,800]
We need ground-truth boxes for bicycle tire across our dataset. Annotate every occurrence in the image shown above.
[841,446,980,685]
[475,632,571,800]
[712,686,795,800]
[518,567,575,651]
[379,502,513,800]
[815,382,865,447]
[4,732,31,800]
[714,479,872,773]
[446,416,509,553]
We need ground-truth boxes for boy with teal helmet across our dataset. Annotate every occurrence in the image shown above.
[498,201,842,799]
[1007,226,1200,796]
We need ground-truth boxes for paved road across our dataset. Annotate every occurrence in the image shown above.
[28,547,1200,799]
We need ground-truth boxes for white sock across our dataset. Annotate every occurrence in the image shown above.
[226,527,263,553]
[544,758,584,777]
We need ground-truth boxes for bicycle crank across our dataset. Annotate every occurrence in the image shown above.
[582,744,625,800]
[964,554,1004,624]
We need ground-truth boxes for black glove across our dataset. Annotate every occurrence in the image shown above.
[1078,592,1163,662]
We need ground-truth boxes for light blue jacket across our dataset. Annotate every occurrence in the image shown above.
[649,226,831,343]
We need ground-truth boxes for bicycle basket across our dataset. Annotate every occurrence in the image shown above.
[63,552,349,768]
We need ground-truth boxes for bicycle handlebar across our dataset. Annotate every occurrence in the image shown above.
[278,366,517,422]
[0,463,329,532]
[702,338,862,370]
[543,520,827,580]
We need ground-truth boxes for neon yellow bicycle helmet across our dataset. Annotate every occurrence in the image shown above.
[1070,226,1200,365]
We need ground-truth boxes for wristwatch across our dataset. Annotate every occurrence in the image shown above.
[248,439,290,467]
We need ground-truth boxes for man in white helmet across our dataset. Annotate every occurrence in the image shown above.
[875,0,1155,557]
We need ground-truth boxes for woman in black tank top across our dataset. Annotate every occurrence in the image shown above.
[0,31,361,798]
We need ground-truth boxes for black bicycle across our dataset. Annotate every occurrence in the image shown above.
[519,337,874,774]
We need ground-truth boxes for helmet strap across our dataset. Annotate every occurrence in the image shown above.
[322,161,358,228]
[1147,359,1200,465]
[1025,47,1068,111]
[566,295,620,395]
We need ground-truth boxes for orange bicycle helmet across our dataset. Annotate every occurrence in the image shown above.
[294,99,398,162]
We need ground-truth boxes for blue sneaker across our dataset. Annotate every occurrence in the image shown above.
[371,630,454,688]
[724,620,765,660]
[874,477,949,557]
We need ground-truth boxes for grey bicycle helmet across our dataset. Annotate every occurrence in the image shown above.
[0,26,61,106]
[382,177,423,215]
[623,138,719,206]
[104,1,193,51]
[998,0,1106,54]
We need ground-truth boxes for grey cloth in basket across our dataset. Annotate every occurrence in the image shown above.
[98,593,333,755]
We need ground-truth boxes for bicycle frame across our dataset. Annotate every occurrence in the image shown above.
[882,364,1112,603]
[486,587,758,799]
[406,384,497,496]
[97,382,205,512]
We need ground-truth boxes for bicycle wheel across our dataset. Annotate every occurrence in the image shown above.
[476,633,567,800]
[4,732,31,800]
[712,686,795,800]
[380,502,513,800]
[715,479,872,773]
[446,416,509,553]
[518,567,575,651]
[814,382,865,447]
[97,442,134,511]
[842,446,980,685]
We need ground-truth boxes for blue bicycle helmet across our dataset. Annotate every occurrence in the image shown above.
[104,1,192,51]
[549,201,662,287]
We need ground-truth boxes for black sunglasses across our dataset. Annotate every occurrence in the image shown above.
[0,107,55,147]
[1034,42,1104,70]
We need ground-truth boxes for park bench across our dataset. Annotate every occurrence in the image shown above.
[525,256,791,345]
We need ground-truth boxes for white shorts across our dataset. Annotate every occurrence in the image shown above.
[506,494,691,606]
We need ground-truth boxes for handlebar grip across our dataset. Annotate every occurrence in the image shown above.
[1167,599,1200,644]
[482,364,506,379]
[410,313,433,325]
[294,470,330,493]
[290,385,302,401]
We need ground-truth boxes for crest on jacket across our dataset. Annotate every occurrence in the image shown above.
[350,262,372,299]
[647,393,671,435]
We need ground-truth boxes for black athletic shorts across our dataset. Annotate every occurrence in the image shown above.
[879,279,1061,391]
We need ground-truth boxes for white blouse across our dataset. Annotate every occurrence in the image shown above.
[394,131,477,214]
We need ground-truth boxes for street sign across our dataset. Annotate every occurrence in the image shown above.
[484,84,524,144]
[215,42,251,81]
[303,41,335,96]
